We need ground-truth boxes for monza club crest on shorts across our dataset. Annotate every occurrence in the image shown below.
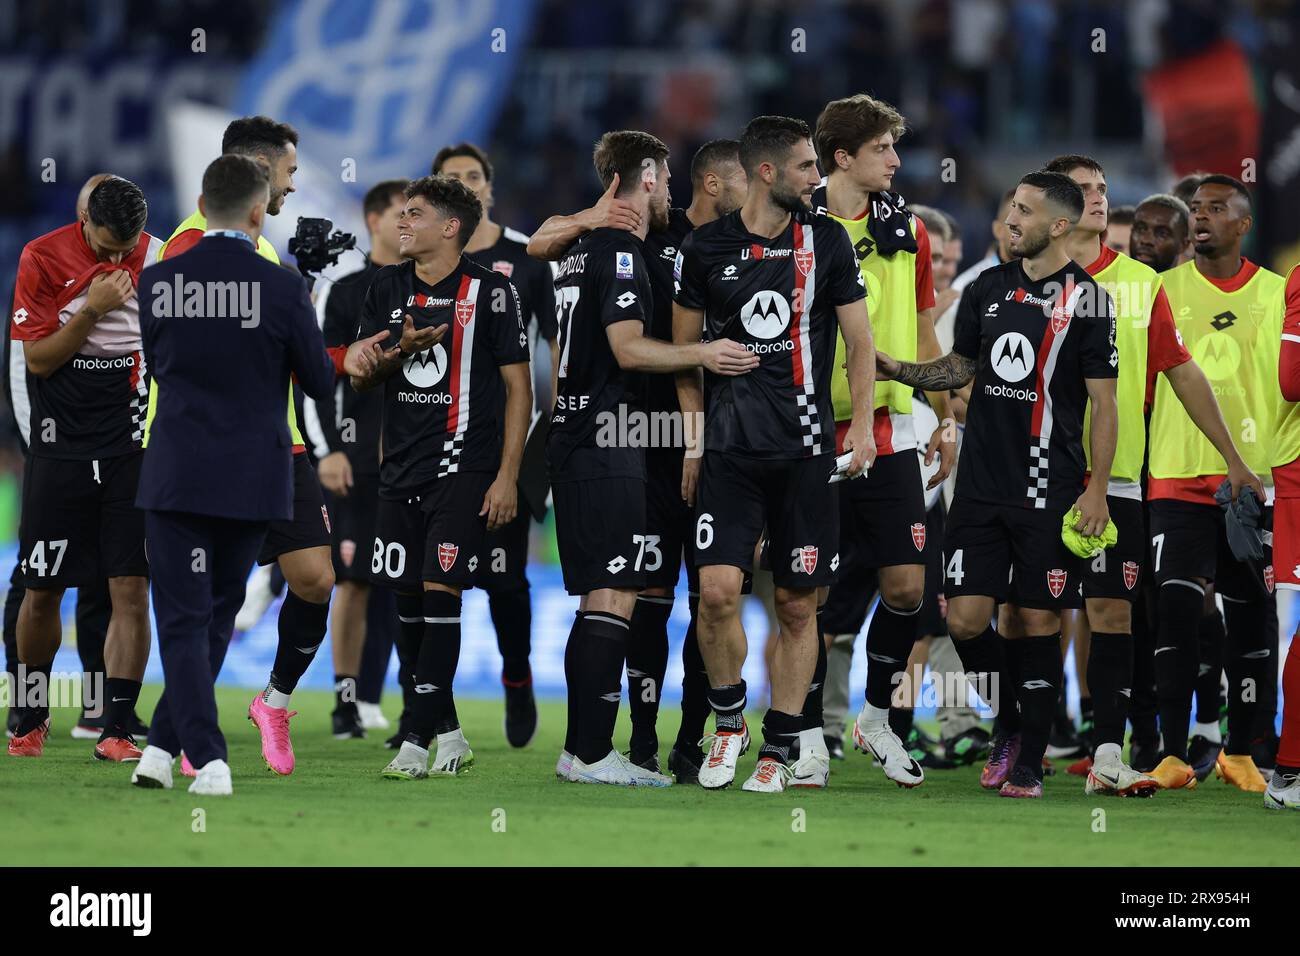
[794,249,813,277]
[1122,560,1139,590]
[798,545,818,574]
[1047,568,1068,599]
[1265,564,1275,593]
[910,522,926,551]
[438,542,459,572]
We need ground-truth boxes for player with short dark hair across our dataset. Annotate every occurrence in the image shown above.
[306,177,409,741]
[349,174,533,780]
[7,176,160,761]
[549,130,757,786]
[1105,204,1135,254]
[434,143,560,748]
[1131,194,1191,273]
[674,115,876,792]
[876,169,1119,799]
[1144,176,1285,792]
[527,138,747,782]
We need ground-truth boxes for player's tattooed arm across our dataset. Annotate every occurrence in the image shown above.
[879,350,976,391]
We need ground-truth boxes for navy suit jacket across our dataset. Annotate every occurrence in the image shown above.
[136,235,337,521]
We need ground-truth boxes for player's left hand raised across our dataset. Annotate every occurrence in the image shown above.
[1072,486,1110,538]
[480,473,518,531]
[924,419,957,489]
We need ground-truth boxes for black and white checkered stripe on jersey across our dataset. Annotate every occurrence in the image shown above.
[437,430,465,477]
[797,388,822,455]
[130,350,148,443]
[1026,436,1050,508]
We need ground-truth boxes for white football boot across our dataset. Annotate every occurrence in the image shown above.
[567,750,672,787]
[852,709,925,788]
[430,728,474,776]
[697,722,751,790]
[555,749,574,779]
[742,757,794,793]
[381,740,429,780]
[1085,746,1159,797]
[789,728,831,788]
[1264,770,1300,810]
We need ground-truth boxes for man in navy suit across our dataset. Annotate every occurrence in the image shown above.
[127,154,402,795]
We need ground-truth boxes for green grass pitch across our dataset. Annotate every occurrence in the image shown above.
[3,685,1294,866]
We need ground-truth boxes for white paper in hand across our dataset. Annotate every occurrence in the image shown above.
[828,451,867,484]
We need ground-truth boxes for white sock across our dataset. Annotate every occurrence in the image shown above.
[798,727,828,758]
[262,686,291,709]
[1094,742,1122,765]
[1192,721,1222,744]
[859,703,890,725]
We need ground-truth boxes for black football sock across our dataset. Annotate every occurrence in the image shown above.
[3,574,22,680]
[1155,580,1202,761]
[953,625,1014,733]
[627,595,672,760]
[573,612,630,765]
[393,592,423,728]
[1129,589,1159,745]
[758,708,802,764]
[708,679,747,734]
[1087,632,1131,750]
[408,590,462,747]
[864,598,922,710]
[268,590,329,696]
[334,674,358,711]
[1079,695,1094,729]
[889,705,915,740]
[1196,607,1226,725]
[489,586,532,685]
[801,615,827,732]
[676,597,711,755]
[562,611,584,755]
[1014,634,1063,777]
[1222,597,1270,756]
[16,660,53,735]
[101,677,142,738]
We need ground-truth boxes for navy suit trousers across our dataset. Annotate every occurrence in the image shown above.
[145,510,267,768]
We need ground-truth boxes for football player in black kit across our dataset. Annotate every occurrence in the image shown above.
[876,170,1119,799]
[674,116,877,793]
[548,130,757,787]
[348,176,533,780]
[433,142,559,748]
[309,178,408,742]
[528,139,747,781]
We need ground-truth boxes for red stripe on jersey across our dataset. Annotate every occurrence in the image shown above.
[1028,282,1073,437]
[789,223,809,390]
[873,407,895,455]
[446,274,474,433]
[129,349,145,393]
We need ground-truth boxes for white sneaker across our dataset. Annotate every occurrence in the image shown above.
[431,728,474,776]
[789,728,830,788]
[1264,771,1300,810]
[742,757,794,792]
[357,702,390,731]
[697,723,751,790]
[188,758,233,796]
[567,750,672,787]
[131,745,174,790]
[555,749,574,779]
[234,564,276,631]
[852,712,924,788]
[381,740,429,780]
[1086,755,1159,798]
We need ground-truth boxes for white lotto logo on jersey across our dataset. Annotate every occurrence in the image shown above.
[990,331,1034,383]
[740,290,791,340]
[616,252,634,279]
[402,343,449,389]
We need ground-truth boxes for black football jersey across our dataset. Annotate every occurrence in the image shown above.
[642,207,695,416]
[952,259,1117,509]
[313,257,384,475]
[465,226,558,342]
[547,228,653,482]
[673,209,865,459]
[359,257,529,497]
